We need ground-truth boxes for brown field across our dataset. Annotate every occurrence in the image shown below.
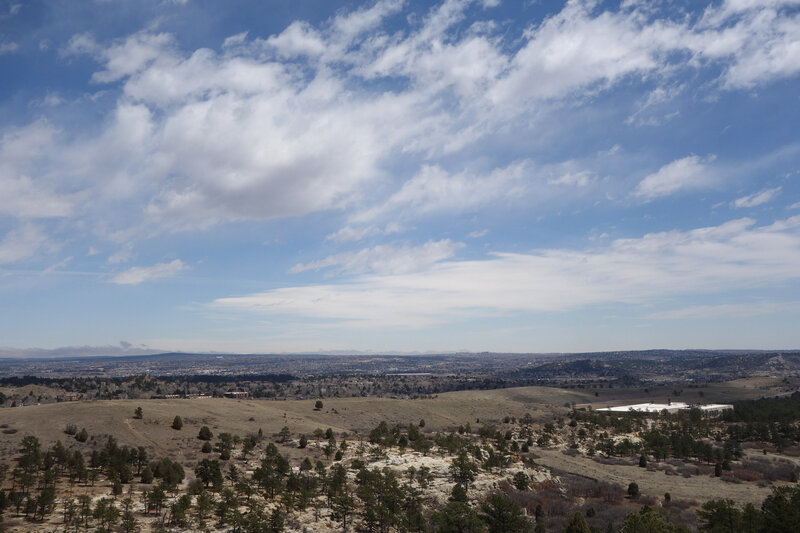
[534,448,776,505]
[0,378,793,512]
[0,378,789,458]
[0,385,594,464]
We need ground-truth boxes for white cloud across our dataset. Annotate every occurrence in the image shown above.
[325,222,402,243]
[93,32,175,84]
[0,224,49,265]
[354,162,529,223]
[214,216,800,329]
[264,21,327,59]
[626,85,685,126]
[0,42,18,55]
[107,246,133,264]
[490,2,684,106]
[692,1,800,88]
[548,171,594,187]
[325,226,380,243]
[634,155,716,199]
[0,121,76,218]
[5,0,799,246]
[110,259,185,285]
[733,186,781,207]
[42,256,73,274]
[289,239,463,275]
[62,32,100,56]
[469,229,489,238]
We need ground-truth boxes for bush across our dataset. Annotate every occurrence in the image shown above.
[198,426,213,440]
[75,428,89,442]
[201,442,212,453]
[172,416,184,430]
[64,424,77,435]
[314,400,323,410]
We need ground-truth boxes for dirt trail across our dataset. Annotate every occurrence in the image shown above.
[534,448,775,505]
[123,418,168,455]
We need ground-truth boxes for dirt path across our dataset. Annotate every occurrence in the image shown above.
[123,418,168,455]
[534,448,775,506]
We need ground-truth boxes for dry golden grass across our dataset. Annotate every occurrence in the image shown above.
[0,384,592,453]
[1,379,788,457]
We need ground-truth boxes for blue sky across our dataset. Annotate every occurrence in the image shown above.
[1,0,800,355]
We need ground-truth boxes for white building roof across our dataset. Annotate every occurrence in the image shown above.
[596,402,733,413]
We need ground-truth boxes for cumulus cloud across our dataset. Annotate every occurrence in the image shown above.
[633,155,716,199]
[733,186,781,207]
[3,0,800,250]
[110,259,185,285]
[214,216,800,328]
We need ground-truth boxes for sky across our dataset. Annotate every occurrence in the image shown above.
[1,0,800,355]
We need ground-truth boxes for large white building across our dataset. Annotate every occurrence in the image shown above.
[596,402,733,416]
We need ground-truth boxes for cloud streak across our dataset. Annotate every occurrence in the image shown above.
[634,155,716,200]
[214,216,800,329]
[110,259,186,285]
[733,187,782,208]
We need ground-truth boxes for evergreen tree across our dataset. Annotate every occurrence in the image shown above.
[564,512,591,533]
[432,501,483,533]
[479,493,530,533]
[513,471,529,491]
[761,485,800,533]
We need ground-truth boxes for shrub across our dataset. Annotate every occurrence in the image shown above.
[172,416,183,430]
[64,424,78,435]
[198,426,213,440]
[75,428,89,442]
